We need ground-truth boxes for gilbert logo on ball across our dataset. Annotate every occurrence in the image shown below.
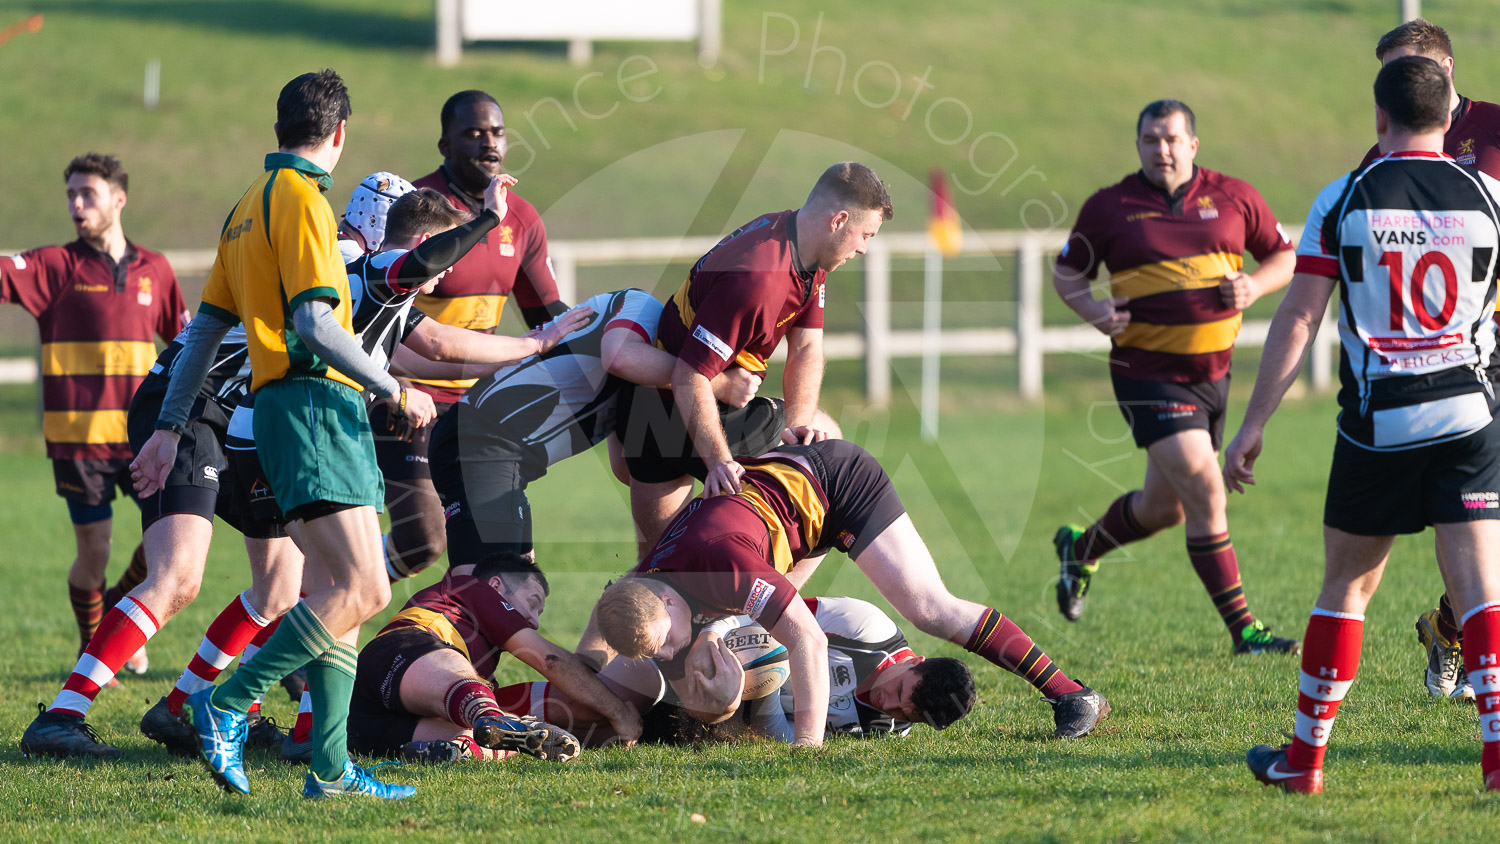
[725,622,790,701]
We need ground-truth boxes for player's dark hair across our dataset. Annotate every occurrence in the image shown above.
[1376,18,1453,61]
[1136,99,1196,137]
[276,69,351,150]
[440,89,502,136]
[909,657,976,730]
[807,162,894,221]
[1374,55,1451,134]
[64,153,127,194]
[384,188,472,244]
[472,551,549,597]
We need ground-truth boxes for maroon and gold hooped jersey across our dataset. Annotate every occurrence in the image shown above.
[408,168,562,403]
[1,241,186,459]
[1056,167,1292,383]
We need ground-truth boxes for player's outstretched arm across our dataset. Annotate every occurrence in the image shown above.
[768,598,829,747]
[1223,272,1336,494]
[506,627,643,745]
[402,304,593,372]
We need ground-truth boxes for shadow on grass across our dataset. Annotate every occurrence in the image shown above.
[42,0,432,50]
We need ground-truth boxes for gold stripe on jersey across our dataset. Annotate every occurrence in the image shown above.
[1108,252,1244,302]
[410,292,510,391]
[43,410,128,445]
[377,607,471,661]
[663,274,768,372]
[41,341,158,378]
[735,461,827,574]
[1115,314,1242,356]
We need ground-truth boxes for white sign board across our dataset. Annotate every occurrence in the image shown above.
[437,0,720,66]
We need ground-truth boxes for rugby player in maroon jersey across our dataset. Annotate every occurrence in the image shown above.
[578,439,1109,746]
[377,90,570,582]
[613,163,883,559]
[1050,100,1300,657]
[1358,18,1500,701]
[3,155,187,754]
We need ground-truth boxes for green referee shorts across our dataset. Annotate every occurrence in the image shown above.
[252,376,384,517]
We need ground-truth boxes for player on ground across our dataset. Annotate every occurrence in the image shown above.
[1232,57,1500,794]
[1050,100,1299,655]
[431,287,760,570]
[580,439,1110,746]
[495,596,976,747]
[133,70,433,800]
[2,154,186,688]
[378,89,570,582]
[347,554,626,763]
[1357,18,1500,700]
[614,163,879,558]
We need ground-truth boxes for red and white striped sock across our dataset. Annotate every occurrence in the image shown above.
[1461,602,1500,785]
[1286,608,1363,771]
[166,592,271,717]
[290,690,313,743]
[50,597,159,718]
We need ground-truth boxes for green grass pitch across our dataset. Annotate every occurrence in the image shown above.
[0,358,1491,842]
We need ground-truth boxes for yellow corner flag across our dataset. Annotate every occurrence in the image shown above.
[927,168,962,258]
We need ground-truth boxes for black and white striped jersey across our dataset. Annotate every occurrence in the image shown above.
[453,288,663,472]
[1297,150,1500,450]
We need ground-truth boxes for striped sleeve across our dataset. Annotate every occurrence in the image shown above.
[1295,175,1351,278]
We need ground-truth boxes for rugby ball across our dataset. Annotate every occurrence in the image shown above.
[724,622,790,701]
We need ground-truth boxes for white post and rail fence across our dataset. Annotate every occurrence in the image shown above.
[0,230,1339,414]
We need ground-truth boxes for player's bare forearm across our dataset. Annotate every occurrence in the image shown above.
[770,603,829,746]
[602,327,675,388]
[1246,249,1297,304]
[1052,267,1099,321]
[512,629,637,727]
[406,320,539,367]
[1240,273,1335,432]
[672,359,733,466]
[782,329,824,428]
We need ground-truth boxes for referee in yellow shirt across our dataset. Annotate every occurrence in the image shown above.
[133,70,432,800]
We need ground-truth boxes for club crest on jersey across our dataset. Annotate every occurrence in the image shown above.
[499,225,515,257]
[1460,138,1477,166]
[138,276,153,306]
[1197,196,1218,220]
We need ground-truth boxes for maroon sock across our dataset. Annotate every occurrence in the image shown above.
[1074,492,1153,560]
[69,582,105,652]
[445,679,503,729]
[103,544,149,611]
[1439,592,1463,644]
[1186,532,1254,639]
[963,608,1082,699]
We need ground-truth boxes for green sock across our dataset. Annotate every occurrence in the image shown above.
[212,601,335,715]
[306,641,359,782]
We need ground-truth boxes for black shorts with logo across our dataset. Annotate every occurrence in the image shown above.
[778,439,908,558]
[614,384,786,484]
[1324,417,1500,536]
[370,400,455,484]
[1110,372,1230,451]
[223,445,290,540]
[348,626,458,757]
[127,374,232,531]
[429,410,535,565]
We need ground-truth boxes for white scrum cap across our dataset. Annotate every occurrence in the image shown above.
[344,171,416,251]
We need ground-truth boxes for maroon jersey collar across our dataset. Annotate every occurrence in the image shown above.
[1134,165,1200,216]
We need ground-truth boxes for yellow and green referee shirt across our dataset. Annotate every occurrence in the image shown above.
[198,153,359,393]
